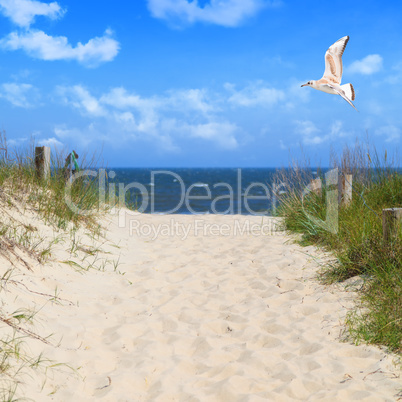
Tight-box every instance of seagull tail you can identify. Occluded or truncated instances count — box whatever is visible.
[340,83,355,101]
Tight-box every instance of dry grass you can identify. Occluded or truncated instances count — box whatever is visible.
[0,131,115,399]
[274,141,402,354]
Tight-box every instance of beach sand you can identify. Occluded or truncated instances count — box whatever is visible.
[0,210,400,401]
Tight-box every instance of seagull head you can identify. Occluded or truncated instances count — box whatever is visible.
[301,80,315,88]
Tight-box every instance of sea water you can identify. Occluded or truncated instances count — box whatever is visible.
[106,168,279,215]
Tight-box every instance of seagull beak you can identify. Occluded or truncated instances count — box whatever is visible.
[301,83,308,87]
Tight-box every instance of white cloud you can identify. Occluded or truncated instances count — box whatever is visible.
[7,137,29,146]
[54,122,120,150]
[100,88,159,133]
[100,87,214,115]
[57,85,107,116]
[100,87,155,110]
[164,88,215,114]
[56,85,240,151]
[295,120,352,146]
[38,136,63,148]
[375,125,400,143]
[0,1,119,67]
[0,29,119,67]
[384,62,402,84]
[225,81,285,107]
[295,120,319,137]
[147,0,275,27]
[295,120,326,145]
[186,121,238,149]
[101,88,160,134]
[0,82,37,107]
[55,80,323,151]
[347,54,383,75]
[329,120,349,138]
[0,0,64,27]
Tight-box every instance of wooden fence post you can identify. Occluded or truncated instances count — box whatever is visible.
[34,146,50,180]
[382,208,402,242]
[339,174,353,206]
[310,178,322,197]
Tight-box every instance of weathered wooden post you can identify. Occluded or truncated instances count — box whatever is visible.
[34,146,50,180]
[310,178,322,196]
[382,208,402,242]
[339,174,353,206]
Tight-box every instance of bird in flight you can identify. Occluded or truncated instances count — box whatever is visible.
[301,36,357,111]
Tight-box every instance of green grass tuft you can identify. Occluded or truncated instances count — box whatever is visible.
[275,141,402,354]
[0,131,112,398]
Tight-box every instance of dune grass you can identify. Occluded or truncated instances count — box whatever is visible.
[0,132,106,231]
[0,132,112,399]
[274,142,402,355]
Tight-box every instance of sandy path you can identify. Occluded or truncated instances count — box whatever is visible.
[5,212,401,401]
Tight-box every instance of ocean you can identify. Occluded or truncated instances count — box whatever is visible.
[106,168,280,215]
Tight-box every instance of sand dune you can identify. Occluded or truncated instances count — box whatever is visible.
[0,211,400,401]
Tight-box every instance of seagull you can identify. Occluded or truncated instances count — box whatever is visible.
[301,36,357,111]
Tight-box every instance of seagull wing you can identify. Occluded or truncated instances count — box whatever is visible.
[337,89,358,111]
[322,36,349,85]
[323,83,358,111]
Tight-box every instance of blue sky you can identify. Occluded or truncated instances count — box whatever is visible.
[0,0,400,167]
